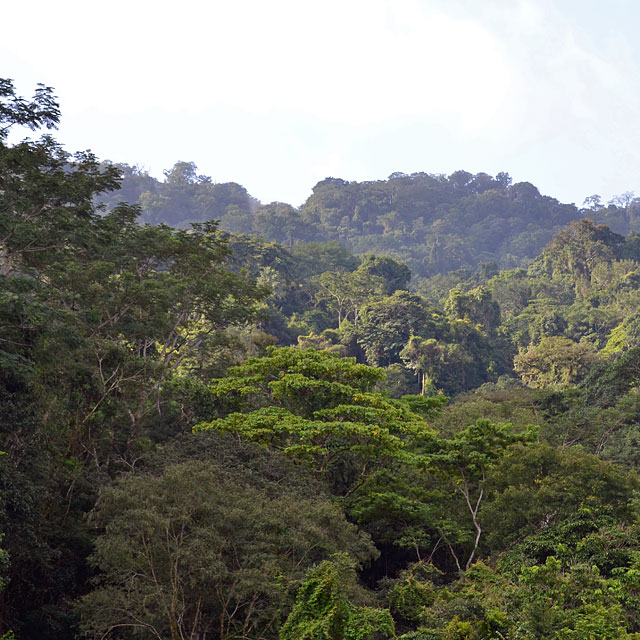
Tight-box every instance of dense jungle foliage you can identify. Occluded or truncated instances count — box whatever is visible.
[5,79,640,639]
[100,160,640,278]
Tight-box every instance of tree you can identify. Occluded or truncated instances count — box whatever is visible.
[388,554,640,639]
[0,79,121,276]
[422,419,536,571]
[357,254,412,295]
[581,346,640,408]
[280,554,395,640]
[288,242,359,279]
[400,337,447,396]
[583,194,603,211]
[163,160,208,186]
[80,439,376,640]
[514,337,598,389]
[253,203,310,246]
[28,214,269,468]
[482,442,638,552]
[353,292,436,367]
[123,161,258,229]
[312,270,386,326]
[348,418,536,582]
[0,81,268,636]
[609,191,636,209]
[528,219,623,290]
[444,286,500,334]
[195,347,430,495]
[512,557,640,639]
[0,80,129,635]
[0,78,59,136]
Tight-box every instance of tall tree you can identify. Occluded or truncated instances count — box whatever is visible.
[196,347,429,496]
[80,436,376,640]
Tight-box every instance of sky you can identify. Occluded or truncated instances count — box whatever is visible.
[3,0,640,207]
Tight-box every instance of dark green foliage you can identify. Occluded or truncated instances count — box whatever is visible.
[110,167,640,278]
[0,79,59,135]
[80,444,376,640]
[0,80,268,638]
[581,347,640,408]
[444,287,500,333]
[482,442,638,552]
[289,241,360,278]
[514,336,599,388]
[498,507,638,576]
[358,254,412,295]
[353,292,439,367]
[528,219,623,284]
[398,395,449,419]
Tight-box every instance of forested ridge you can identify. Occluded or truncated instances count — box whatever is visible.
[100,160,640,277]
[5,80,640,639]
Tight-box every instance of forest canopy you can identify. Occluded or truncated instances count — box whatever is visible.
[99,161,640,278]
[4,79,640,640]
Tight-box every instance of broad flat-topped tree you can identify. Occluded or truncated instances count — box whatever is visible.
[196,346,432,495]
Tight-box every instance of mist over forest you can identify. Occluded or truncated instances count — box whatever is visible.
[100,160,640,277]
[5,80,640,639]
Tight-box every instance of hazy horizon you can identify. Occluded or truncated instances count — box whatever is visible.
[4,0,640,208]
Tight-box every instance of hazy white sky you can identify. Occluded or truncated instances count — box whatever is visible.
[3,0,640,207]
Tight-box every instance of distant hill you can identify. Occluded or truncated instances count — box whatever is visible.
[97,161,260,228]
[100,162,640,278]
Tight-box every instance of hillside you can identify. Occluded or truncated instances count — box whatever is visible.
[8,79,640,639]
[101,162,640,277]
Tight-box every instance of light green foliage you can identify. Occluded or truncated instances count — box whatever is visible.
[514,557,640,639]
[388,565,437,627]
[498,507,640,576]
[204,346,385,414]
[279,554,395,640]
[391,555,640,639]
[389,561,514,639]
[197,347,430,493]
[514,337,599,389]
